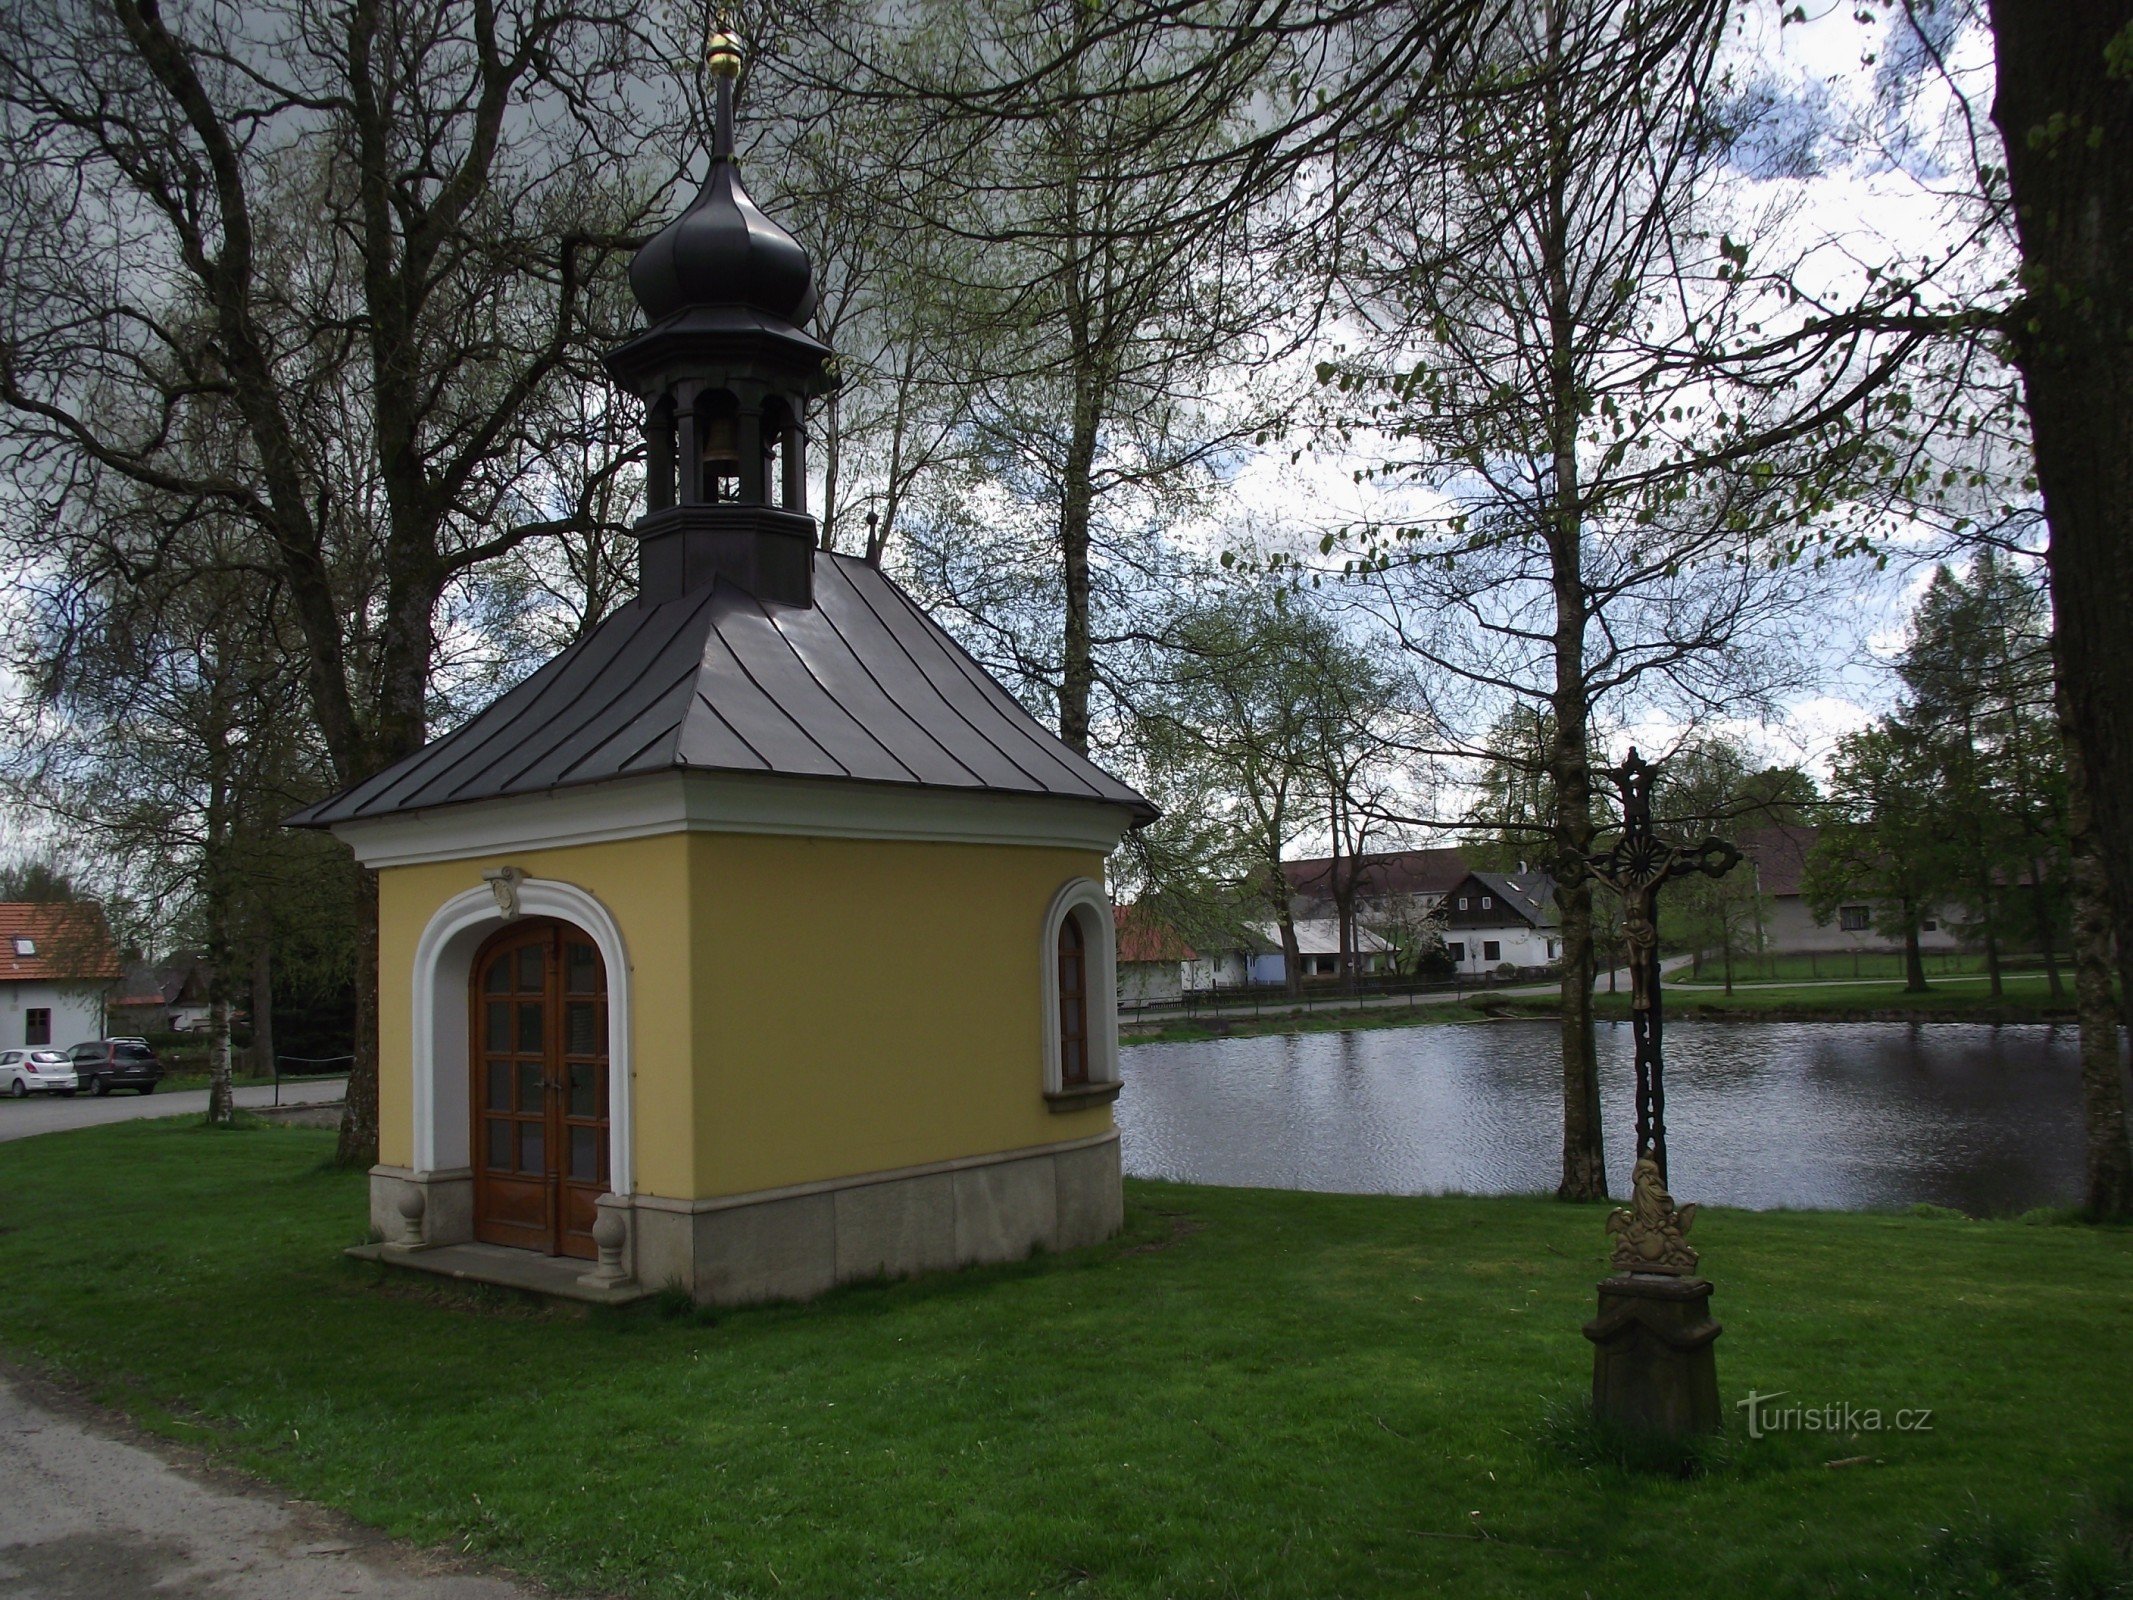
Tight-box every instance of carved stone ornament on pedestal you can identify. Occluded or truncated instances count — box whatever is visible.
[1585,1156,1722,1439]
[1605,1156,1700,1276]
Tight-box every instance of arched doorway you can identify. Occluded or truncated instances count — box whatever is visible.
[470,918,610,1258]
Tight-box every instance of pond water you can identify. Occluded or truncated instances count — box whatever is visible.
[1115,1019,2087,1215]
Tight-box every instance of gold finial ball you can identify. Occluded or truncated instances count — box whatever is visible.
[705,29,742,79]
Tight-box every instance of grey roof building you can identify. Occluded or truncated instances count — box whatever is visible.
[290,64,1153,836]
[308,36,1144,1310]
[288,553,1153,829]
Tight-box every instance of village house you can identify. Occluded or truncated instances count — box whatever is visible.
[107,955,218,1036]
[1114,905,1197,1005]
[1439,870,1560,975]
[1283,846,1470,926]
[0,903,121,1051]
[1183,919,1394,989]
[291,50,1156,1307]
[1735,825,1962,957]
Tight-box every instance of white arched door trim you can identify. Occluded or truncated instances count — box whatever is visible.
[410,879,633,1196]
[1038,876,1119,1094]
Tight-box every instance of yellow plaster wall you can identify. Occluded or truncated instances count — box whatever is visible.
[372,828,1112,1201]
[373,834,697,1192]
[687,832,1113,1196]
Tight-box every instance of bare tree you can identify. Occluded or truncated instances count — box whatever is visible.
[1318,0,1903,1198]
[0,0,665,1162]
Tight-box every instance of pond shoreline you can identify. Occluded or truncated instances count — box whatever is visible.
[1123,993,2079,1045]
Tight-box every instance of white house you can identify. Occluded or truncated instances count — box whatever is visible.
[1438,872,1560,975]
[1,904,120,1052]
[1185,919,1393,989]
[1114,904,1197,1005]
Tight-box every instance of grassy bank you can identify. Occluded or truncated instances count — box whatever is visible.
[0,1121,2128,1598]
[1124,976,2074,1043]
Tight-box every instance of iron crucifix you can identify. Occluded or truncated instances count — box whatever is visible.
[1581,750,1740,1184]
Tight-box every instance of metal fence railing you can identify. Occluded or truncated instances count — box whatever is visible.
[272,1054,354,1106]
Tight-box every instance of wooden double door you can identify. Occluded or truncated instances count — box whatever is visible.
[471,919,610,1259]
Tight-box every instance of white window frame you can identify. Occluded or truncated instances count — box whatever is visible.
[12,937,33,956]
[1481,895,1493,910]
[1457,897,1468,910]
[1039,877,1119,1095]
[410,876,634,1194]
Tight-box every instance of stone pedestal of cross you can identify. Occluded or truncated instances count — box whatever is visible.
[1578,748,1741,1445]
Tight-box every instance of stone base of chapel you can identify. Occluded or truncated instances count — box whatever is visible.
[363,1130,1122,1308]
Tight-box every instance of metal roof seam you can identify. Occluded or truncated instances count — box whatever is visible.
[355,586,692,815]
[350,592,661,814]
[866,567,1110,800]
[808,580,988,787]
[700,589,851,775]
[834,562,1058,794]
[540,659,702,786]
[680,687,770,769]
[488,590,723,794]
[743,582,925,783]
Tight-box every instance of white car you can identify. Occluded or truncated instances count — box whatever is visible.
[0,1049,79,1098]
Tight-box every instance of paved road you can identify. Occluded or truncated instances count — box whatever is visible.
[0,1371,540,1599]
[0,1079,348,1145]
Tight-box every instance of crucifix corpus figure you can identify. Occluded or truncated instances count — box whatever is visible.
[1581,749,1741,1187]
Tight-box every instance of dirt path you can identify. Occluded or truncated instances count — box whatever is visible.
[0,1371,547,1599]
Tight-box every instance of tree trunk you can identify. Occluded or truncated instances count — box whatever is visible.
[206,992,234,1126]
[1540,9,1604,1202]
[2029,861,2064,1000]
[1989,0,2133,1030]
[334,861,382,1168]
[1279,912,1303,1000]
[1978,868,2004,998]
[2062,693,2133,1215]
[1720,915,1734,997]
[250,938,276,1079]
[1902,904,1928,993]
[1058,353,1100,758]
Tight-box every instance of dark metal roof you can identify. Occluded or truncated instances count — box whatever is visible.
[1461,870,1558,929]
[289,552,1156,829]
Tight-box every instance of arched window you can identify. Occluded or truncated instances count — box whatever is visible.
[1057,915,1088,1087]
[1039,878,1119,1105]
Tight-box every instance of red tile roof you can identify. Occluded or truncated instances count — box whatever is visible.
[1737,825,1817,899]
[1284,847,1471,901]
[1114,903,1197,964]
[0,902,123,983]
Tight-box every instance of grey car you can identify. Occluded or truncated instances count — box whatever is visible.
[66,1039,165,1096]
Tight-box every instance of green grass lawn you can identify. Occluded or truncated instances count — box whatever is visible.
[1127,976,2073,1043]
[1671,951,2050,986]
[1630,971,2073,1021]
[1,1121,2128,1599]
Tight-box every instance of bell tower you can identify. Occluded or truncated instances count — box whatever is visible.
[605,31,834,607]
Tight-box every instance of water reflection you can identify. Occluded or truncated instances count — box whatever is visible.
[1115,1020,2084,1214]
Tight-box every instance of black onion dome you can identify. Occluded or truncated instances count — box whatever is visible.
[629,158,817,326]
